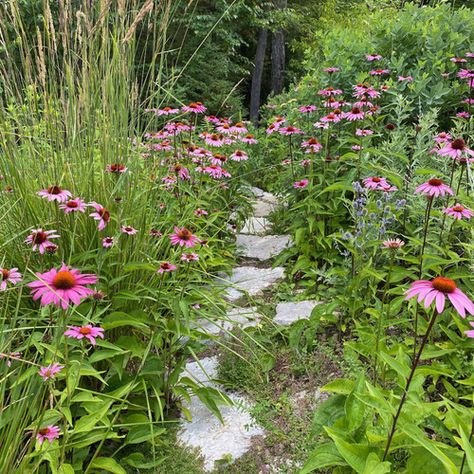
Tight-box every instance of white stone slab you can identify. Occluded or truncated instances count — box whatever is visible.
[236,234,291,261]
[195,307,263,336]
[273,300,322,326]
[240,216,271,235]
[216,266,285,302]
[178,357,264,471]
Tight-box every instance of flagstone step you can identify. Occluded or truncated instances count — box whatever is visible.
[236,233,291,261]
[178,357,264,471]
[216,266,285,302]
[240,216,271,235]
[273,300,322,326]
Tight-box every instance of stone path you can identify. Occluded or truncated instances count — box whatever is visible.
[177,186,319,471]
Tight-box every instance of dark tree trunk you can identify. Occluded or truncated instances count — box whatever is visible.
[271,0,287,95]
[250,29,268,125]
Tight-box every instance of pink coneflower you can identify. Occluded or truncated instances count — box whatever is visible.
[352,145,363,151]
[299,105,317,113]
[230,122,248,134]
[181,253,199,262]
[205,133,225,147]
[240,133,258,144]
[463,98,474,105]
[302,137,323,153]
[38,186,72,203]
[38,363,64,381]
[28,264,97,309]
[121,226,138,235]
[0,268,22,290]
[366,54,382,61]
[59,198,87,214]
[172,164,190,180]
[210,153,227,165]
[156,106,179,116]
[182,102,207,113]
[230,150,248,161]
[324,98,349,108]
[313,121,329,129]
[406,277,474,317]
[266,122,281,134]
[169,226,199,248]
[318,87,343,97]
[363,177,389,190]
[102,237,114,248]
[458,69,474,79]
[353,97,374,108]
[451,57,467,64]
[466,52,474,58]
[415,178,453,198]
[293,179,309,189]
[194,208,208,217]
[320,112,341,123]
[370,69,390,76]
[456,112,470,119]
[203,165,231,179]
[443,203,473,220]
[382,239,405,249]
[106,164,128,174]
[465,322,474,338]
[434,132,452,144]
[398,75,413,82]
[323,67,340,73]
[216,123,232,134]
[64,325,104,345]
[343,107,365,121]
[353,84,380,98]
[157,261,177,273]
[37,425,60,445]
[279,125,304,135]
[25,229,60,254]
[205,115,221,124]
[150,229,162,238]
[356,128,374,136]
[89,202,110,231]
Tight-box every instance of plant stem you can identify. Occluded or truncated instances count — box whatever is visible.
[288,135,295,181]
[373,251,395,383]
[383,309,439,461]
[414,197,433,357]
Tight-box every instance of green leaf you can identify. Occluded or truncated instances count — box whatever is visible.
[300,443,346,473]
[459,425,474,474]
[89,457,127,474]
[400,423,458,474]
[345,376,366,431]
[362,453,390,474]
[311,394,346,436]
[321,379,354,395]
[325,427,372,473]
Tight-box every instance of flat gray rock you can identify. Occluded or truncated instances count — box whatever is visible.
[253,195,279,217]
[195,307,263,336]
[236,234,291,261]
[216,266,285,302]
[178,357,264,471]
[240,216,271,235]
[273,300,322,326]
[249,186,265,198]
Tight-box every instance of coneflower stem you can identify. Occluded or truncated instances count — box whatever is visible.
[383,309,439,461]
[414,197,432,356]
[288,135,296,181]
[373,251,395,384]
[440,159,458,243]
